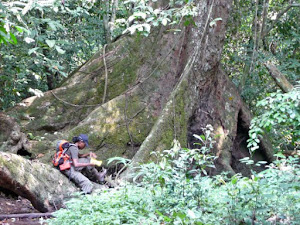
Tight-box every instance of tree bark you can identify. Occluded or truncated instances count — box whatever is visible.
[260,0,269,49]
[5,0,274,170]
[0,152,78,212]
[0,112,31,154]
[120,0,274,177]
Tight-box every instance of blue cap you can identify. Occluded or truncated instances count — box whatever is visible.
[78,134,89,147]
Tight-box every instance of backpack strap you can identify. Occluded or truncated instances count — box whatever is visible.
[62,143,76,159]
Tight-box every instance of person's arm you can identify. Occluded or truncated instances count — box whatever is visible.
[72,158,94,168]
[78,152,97,158]
[78,153,89,158]
[69,146,95,168]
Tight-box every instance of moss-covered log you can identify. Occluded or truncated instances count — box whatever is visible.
[0,152,77,212]
[264,62,294,93]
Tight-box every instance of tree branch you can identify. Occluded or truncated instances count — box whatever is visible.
[263,3,300,38]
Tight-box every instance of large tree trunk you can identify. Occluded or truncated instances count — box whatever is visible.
[1,0,274,211]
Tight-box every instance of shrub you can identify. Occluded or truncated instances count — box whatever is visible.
[48,126,300,225]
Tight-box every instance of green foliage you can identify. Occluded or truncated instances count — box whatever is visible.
[120,0,197,36]
[48,125,300,225]
[248,84,300,152]
[222,0,300,108]
[0,0,106,110]
[0,2,19,46]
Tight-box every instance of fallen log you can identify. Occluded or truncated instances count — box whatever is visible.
[264,62,294,93]
[0,212,54,220]
[0,152,78,212]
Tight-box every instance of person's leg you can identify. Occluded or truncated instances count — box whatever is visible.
[78,158,107,183]
[64,167,93,194]
[97,168,107,184]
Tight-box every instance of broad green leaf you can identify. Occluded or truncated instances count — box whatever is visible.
[15,26,23,33]
[22,0,33,15]
[162,18,168,26]
[24,37,35,43]
[46,39,56,48]
[187,209,196,219]
[28,47,39,55]
[231,177,238,184]
[153,9,161,15]
[153,21,159,26]
[48,21,57,31]
[137,25,143,32]
[134,12,147,19]
[173,212,186,219]
[251,146,259,151]
[143,23,151,33]
[9,32,17,44]
[127,26,136,35]
[55,45,65,54]
[128,15,135,23]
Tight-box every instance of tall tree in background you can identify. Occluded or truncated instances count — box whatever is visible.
[223,0,299,106]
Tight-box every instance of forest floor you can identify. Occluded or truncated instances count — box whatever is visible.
[0,182,110,225]
[0,191,50,225]
[0,176,112,225]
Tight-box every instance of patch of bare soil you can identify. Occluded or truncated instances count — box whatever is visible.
[0,190,49,225]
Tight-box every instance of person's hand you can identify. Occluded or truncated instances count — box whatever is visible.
[90,158,103,167]
[89,152,97,158]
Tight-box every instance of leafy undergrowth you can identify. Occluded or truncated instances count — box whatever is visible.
[48,126,300,225]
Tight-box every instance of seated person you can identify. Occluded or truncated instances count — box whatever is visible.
[61,134,107,194]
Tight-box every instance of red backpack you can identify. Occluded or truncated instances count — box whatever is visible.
[52,140,74,171]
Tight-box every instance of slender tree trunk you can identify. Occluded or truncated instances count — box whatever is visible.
[39,11,56,90]
[261,0,269,49]
[239,0,259,90]
[111,0,118,24]
[103,0,112,43]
